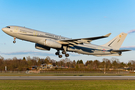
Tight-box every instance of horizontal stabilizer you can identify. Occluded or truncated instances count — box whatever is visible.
[111,50,131,52]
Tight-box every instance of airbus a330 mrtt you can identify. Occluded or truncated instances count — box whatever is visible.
[2,26,130,58]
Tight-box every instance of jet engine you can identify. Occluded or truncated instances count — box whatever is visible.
[35,43,50,51]
[37,39,62,49]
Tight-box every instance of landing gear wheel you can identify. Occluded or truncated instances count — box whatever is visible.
[62,51,66,54]
[13,41,16,43]
[59,55,62,58]
[65,54,69,57]
[13,37,16,43]
[55,52,59,55]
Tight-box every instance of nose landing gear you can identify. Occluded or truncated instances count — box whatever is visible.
[13,37,16,43]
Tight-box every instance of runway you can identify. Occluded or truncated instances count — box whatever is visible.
[0,76,135,80]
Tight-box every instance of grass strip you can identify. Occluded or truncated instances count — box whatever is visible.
[0,80,135,90]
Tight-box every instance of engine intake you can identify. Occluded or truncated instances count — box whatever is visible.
[35,43,50,51]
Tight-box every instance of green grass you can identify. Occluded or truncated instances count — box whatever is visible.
[0,80,135,90]
[0,72,135,76]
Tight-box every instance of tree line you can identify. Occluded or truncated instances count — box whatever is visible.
[0,56,135,71]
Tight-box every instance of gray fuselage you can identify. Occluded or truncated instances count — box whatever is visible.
[2,26,119,56]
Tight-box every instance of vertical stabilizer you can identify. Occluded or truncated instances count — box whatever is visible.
[102,33,127,49]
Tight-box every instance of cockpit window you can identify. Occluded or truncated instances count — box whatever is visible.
[6,26,10,28]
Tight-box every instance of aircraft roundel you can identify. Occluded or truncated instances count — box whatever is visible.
[103,49,106,52]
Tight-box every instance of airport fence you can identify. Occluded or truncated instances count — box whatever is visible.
[0,71,27,73]
[0,70,130,74]
[39,70,129,74]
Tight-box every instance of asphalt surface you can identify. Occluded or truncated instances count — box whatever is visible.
[0,76,135,80]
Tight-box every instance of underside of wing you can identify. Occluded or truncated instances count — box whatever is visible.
[57,33,111,46]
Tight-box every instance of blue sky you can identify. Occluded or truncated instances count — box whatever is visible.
[0,0,135,62]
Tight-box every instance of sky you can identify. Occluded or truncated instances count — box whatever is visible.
[0,0,135,63]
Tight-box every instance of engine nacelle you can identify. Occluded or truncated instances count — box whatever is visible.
[37,39,62,49]
[35,43,50,51]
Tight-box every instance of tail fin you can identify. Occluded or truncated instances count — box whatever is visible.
[102,33,127,49]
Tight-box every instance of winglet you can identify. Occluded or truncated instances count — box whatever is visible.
[104,33,111,37]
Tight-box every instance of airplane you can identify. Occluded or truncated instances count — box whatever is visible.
[2,26,130,58]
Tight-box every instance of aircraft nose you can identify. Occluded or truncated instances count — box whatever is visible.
[2,28,4,31]
[2,28,7,32]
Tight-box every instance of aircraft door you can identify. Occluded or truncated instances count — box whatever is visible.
[14,27,19,33]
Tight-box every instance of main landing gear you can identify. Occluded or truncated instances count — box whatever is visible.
[55,50,69,58]
[13,37,16,43]
[62,51,69,57]
[55,51,62,58]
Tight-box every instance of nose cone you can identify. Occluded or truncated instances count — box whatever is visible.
[2,28,7,33]
[2,28,4,31]
[2,28,5,32]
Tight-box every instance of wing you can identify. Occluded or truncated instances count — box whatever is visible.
[57,33,111,46]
